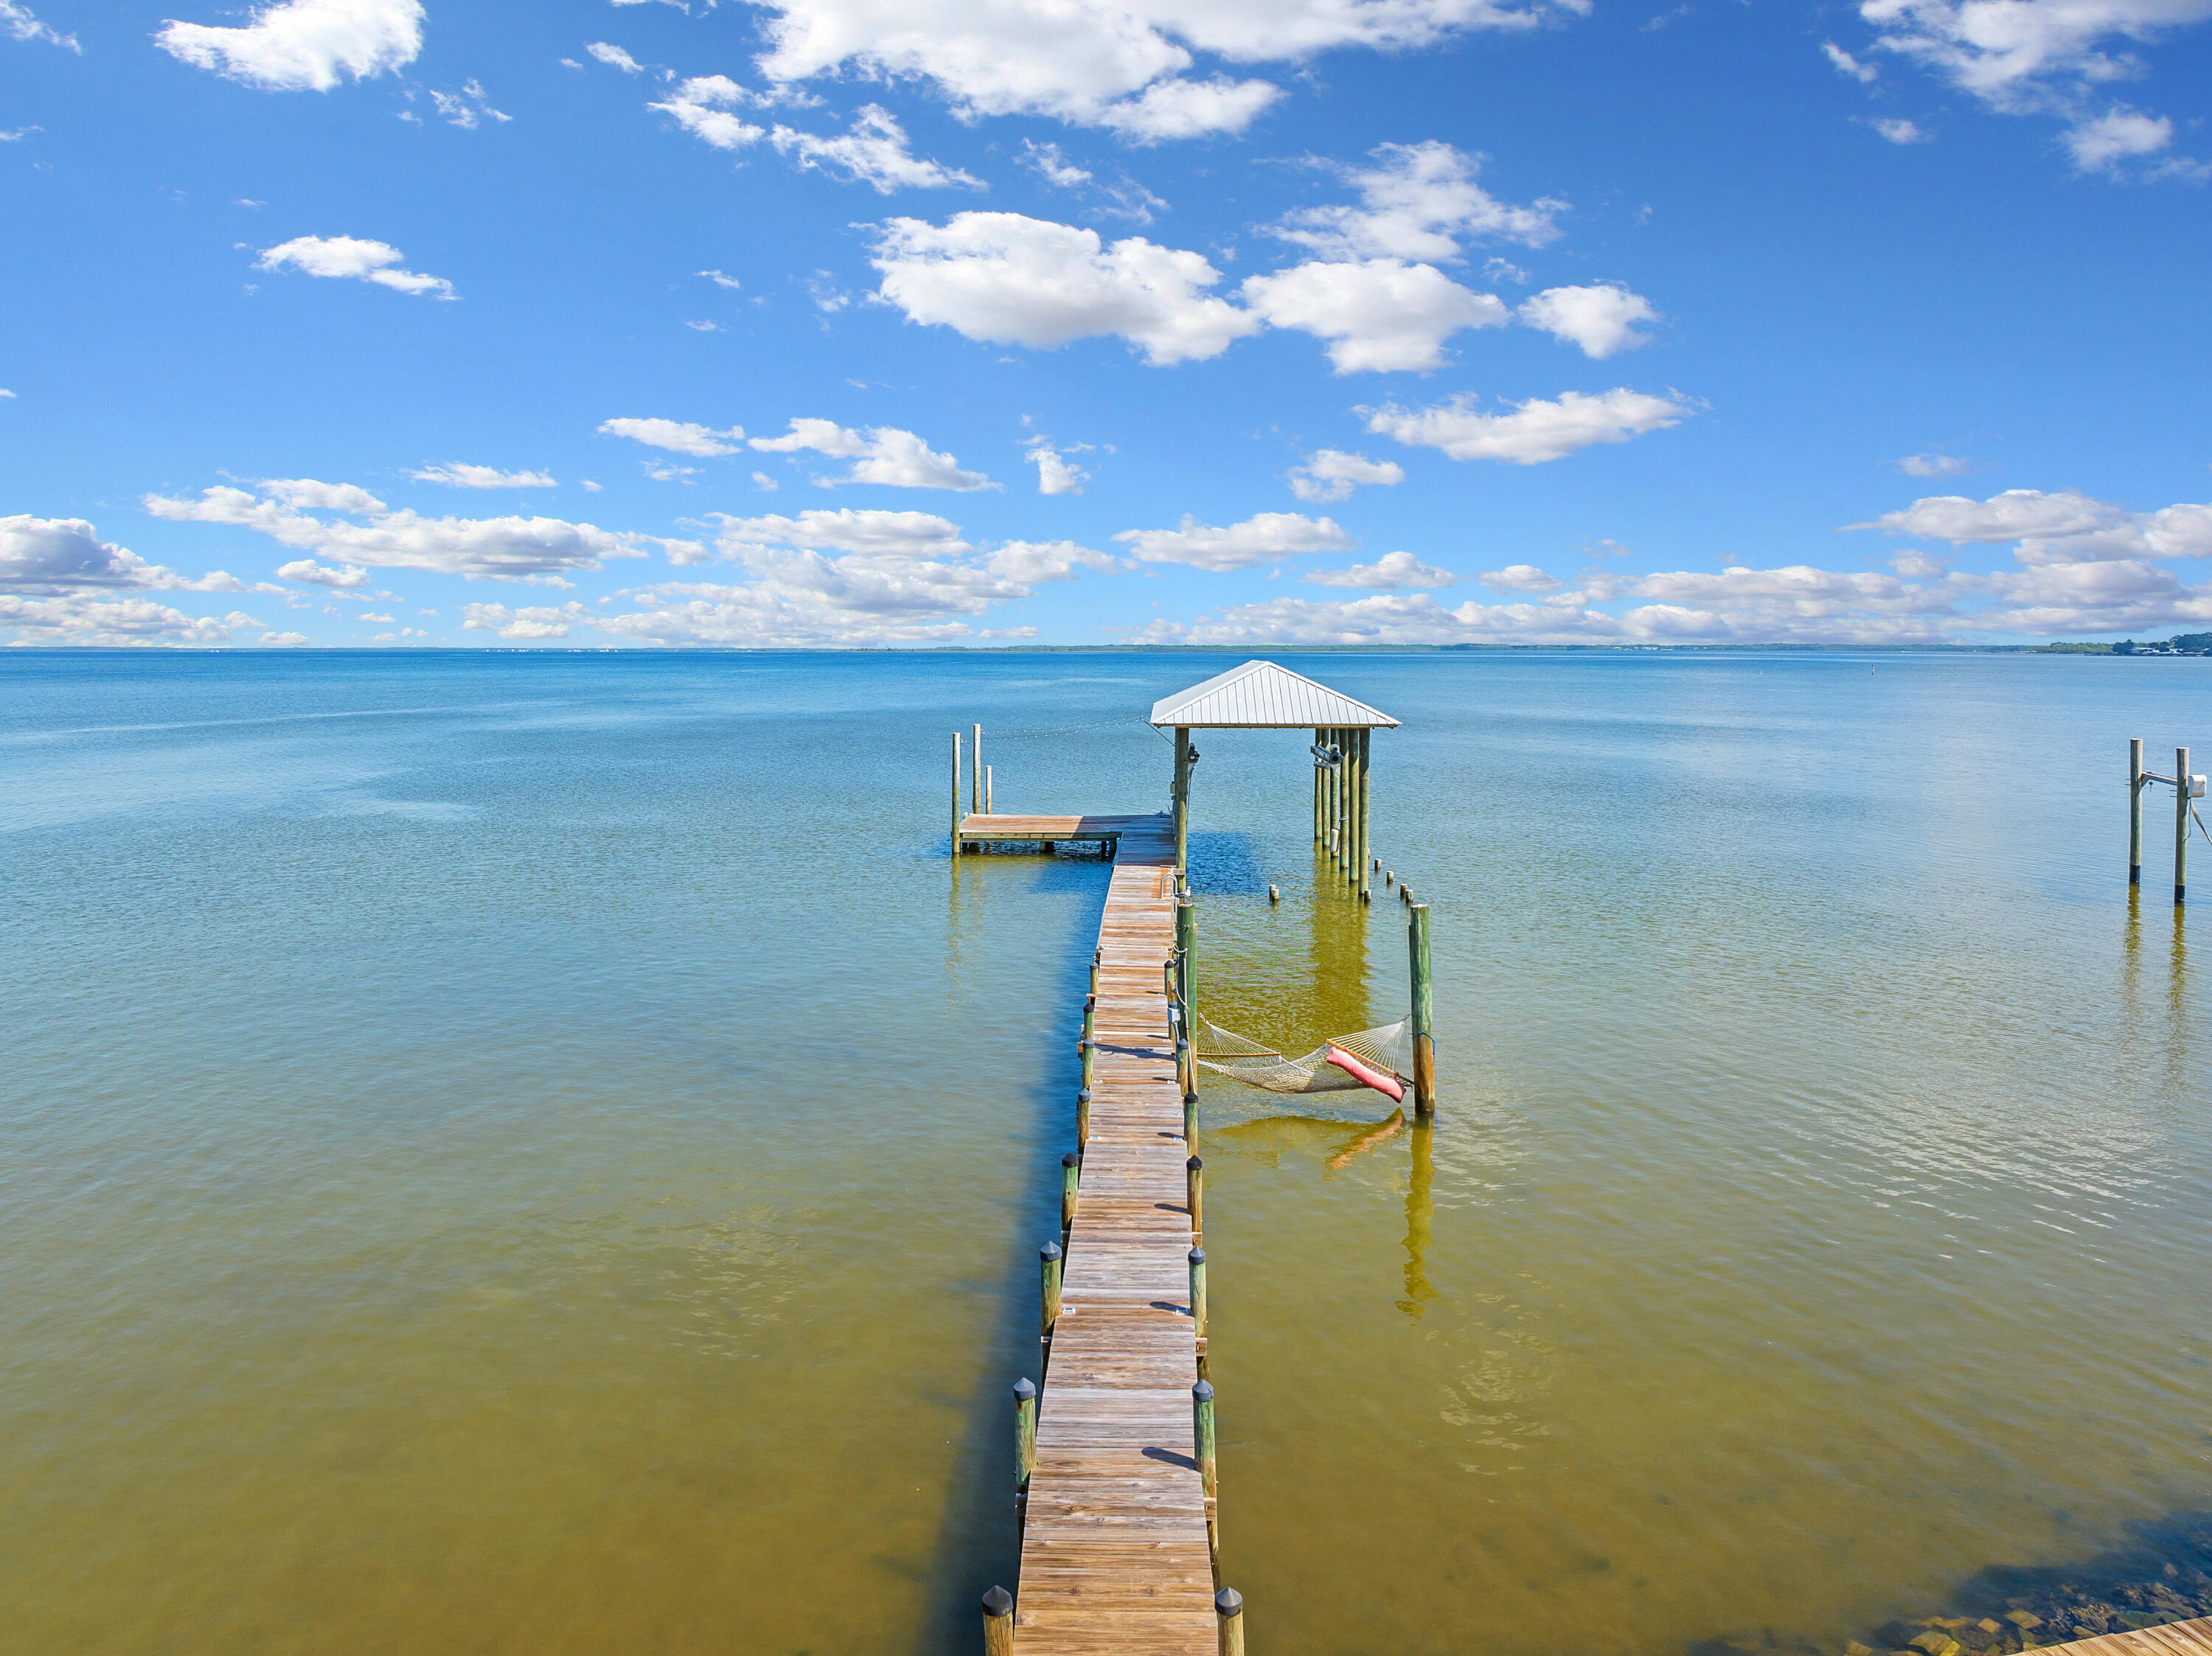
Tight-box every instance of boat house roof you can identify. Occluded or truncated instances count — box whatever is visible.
[1147,659,1400,729]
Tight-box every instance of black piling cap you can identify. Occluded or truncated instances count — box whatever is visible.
[1186,1155,1203,1172]
[1040,1239,1062,1261]
[1084,994,1095,1010]
[1061,1152,1079,1169]
[1183,1090,1197,1106]
[1192,1379,1214,1403]
[1189,1247,1206,1265]
[1216,1587,1243,1618]
[1013,1377,1036,1402]
[982,1586,1014,1618]
[1077,1087,1091,1102]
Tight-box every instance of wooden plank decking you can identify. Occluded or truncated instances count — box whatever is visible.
[959,812,1165,851]
[2033,1621,2212,1656]
[1014,812,1218,1655]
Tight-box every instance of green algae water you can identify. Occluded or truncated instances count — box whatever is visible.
[4,649,2209,1656]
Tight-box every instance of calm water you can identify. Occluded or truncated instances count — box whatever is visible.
[5,649,2209,1656]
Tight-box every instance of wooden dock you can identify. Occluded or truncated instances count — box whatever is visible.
[989,810,1221,1653]
[2035,1620,2212,1656]
[957,812,1165,856]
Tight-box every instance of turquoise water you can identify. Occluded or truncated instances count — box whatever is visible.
[4,649,2208,1655]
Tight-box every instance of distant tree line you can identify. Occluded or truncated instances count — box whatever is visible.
[2039,633,2212,655]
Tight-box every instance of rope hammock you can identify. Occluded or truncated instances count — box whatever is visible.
[1192,1013,1411,1102]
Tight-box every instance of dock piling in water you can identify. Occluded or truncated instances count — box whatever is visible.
[1186,1155,1204,1237]
[1015,1378,1037,1497]
[1040,1240,1062,1341]
[982,1586,1015,1656]
[1189,1246,1207,1338]
[951,733,963,857]
[1215,1589,1245,1656]
[1060,1152,1079,1230]
[2178,745,2191,905]
[1410,902,1436,1116]
[2130,738,2144,887]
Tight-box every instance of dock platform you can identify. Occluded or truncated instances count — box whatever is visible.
[959,812,1165,855]
[2034,1620,2212,1656]
[1013,811,1218,1654]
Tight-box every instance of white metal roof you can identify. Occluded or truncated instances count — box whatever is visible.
[1147,659,1400,729]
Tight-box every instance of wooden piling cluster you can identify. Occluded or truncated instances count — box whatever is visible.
[986,814,1233,1655]
[2127,739,2201,905]
[1310,727,1372,899]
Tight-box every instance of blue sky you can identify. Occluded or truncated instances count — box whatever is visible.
[2,0,2209,647]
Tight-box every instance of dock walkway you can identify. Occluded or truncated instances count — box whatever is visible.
[2036,1620,2212,1656]
[969,810,1219,1653]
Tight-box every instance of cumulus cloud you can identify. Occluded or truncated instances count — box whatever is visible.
[711,507,972,557]
[1897,452,1969,477]
[1823,41,1880,80]
[1242,258,1506,372]
[1273,141,1564,262]
[1288,448,1405,502]
[257,234,453,297]
[746,0,1577,139]
[650,75,768,150]
[749,418,995,489]
[1869,116,1931,142]
[3,1,77,50]
[410,463,557,487]
[1516,284,1658,358]
[145,479,699,580]
[1478,563,1561,591]
[274,558,371,587]
[1113,511,1354,571]
[0,515,244,594]
[2065,105,2177,172]
[462,600,591,639]
[1363,387,1692,465]
[1304,550,1455,588]
[1848,487,2212,564]
[770,105,984,191]
[0,594,266,647]
[871,212,1259,365]
[599,417,745,456]
[156,0,422,91]
[1020,139,1092,187]
[1026,441,1089,495]
[587,41,643,73]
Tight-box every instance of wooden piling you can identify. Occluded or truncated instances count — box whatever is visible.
[952,733,964,857]
[1409,902,1435,1116]
[983,1586,1015,1656]
[1079,1037,1094,1090]
[1040,1239,1062,1339]
[1061,1152,1080,1231]
[1192,1379,1217,1500]
[1215,1589,1245,1656]
[1267,883,1279,905]
[1175,899,1196,1017]
[1015,1377,1037,1495]
[986,763,994,815]
[1177,1036,1192,1096]
[1188,1246,1207,1338]
[1312,728,1324,843]
[1183,1088,1198,1144]
[1077,1086,1091,1148]
[2130,738,2144,887]
[1173,726,1192,876]
[1186,1155,1204,1236]
[1356,727,1371,896]
[2177,745,2191,906]
[973,723,983,815]
[1082,993,1096,1046]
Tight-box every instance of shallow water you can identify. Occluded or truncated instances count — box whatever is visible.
[4,649,2208,1656]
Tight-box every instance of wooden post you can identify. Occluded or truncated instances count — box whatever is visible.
[982,1586,1015,1656]
[2129,738,2143,887]
[951,732,964,857]
[1192,1379,1217,1499]
[1312,728,1324,843]
[1183,1088,1197,1144]
[1327,728,1340,863]
[1216,1588,1245,1656]
[1176,1037,1192,1096]
[985,763,993,816]
[1188,1245,1207,1338]
[1061,1152,1080,1230]
[1040,1239,1062,1339]
[972,723,983,815]
[1409,902,1435,1116]
[1173,726,1192,877]
[1089,948,1100,997]
[1176,899,1195,1018]
[1357,727,1372,898]
[1014,1377,1037,1495]
[1268,883,1279,905]
[1077,1087,1091,1147]
[1186,1155,1204,1236]
[1079,1037,1094,1090]
[2177,745,2191,906]
[1082,992,1096,1046]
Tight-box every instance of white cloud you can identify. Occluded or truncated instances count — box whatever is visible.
[746,0,1579,138]
[712,508,973,557]
[699,268,742,288]
[1304,550,1455,588]
[1478,563,1560,591]
[770,105,984,192]
[3,1,77,50]
[1019,139,1092,187]
[410,463,558,487]
[275,557,370,587]
[0,515,242,594]
[685,319,723,331]
[1242,258,1506,372]
[748,418,996,490]
[257,234,454,298]
[0,594,265,647]
[429,79,509,128]
[1026,441,1088,495]
[598,417,745,456]
[1272,141,1565,261]
[1287,448,1404,502]
[156,0,422,91]
[1848,487,2212,564]
[1823,40,1880,80]
[587,41,644,73]
[1897,452,1969,476]
[1364,387,1692,465]
[1112,511,1353,571]
[1516,284,1658,358]
[985,539,1119,580]
[145,479,698,580]
[462,600,591,639]
[871,212,1259,365]
[1870,116,1931,142]
[2065,105,2174,171]
[650,75,768,151]
[261,630,313,644]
